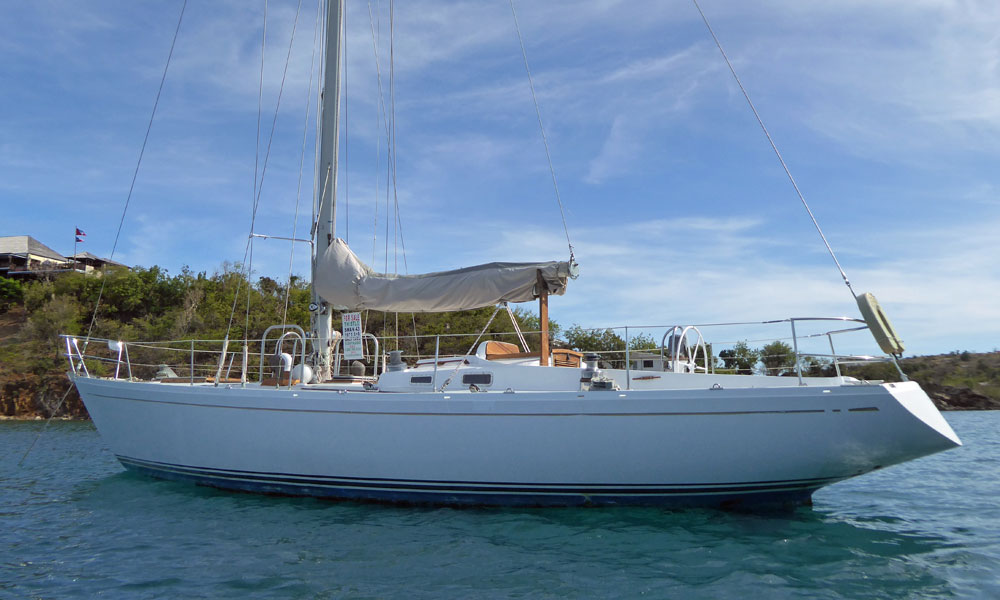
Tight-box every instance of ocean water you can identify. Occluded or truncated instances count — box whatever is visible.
[2,412,997,600]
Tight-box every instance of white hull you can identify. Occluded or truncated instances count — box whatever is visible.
[64,0,960,511]
[74,375,960,507]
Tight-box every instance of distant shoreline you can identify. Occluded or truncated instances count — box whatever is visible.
[1,415,77,421]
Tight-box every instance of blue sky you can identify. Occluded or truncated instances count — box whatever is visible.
[2,0,998,356]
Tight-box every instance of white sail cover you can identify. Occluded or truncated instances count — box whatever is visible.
[315,238,575,312]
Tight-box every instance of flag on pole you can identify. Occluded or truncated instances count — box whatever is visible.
[75,228,86,236]
[75,237,84,243]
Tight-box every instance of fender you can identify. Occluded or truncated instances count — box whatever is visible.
[856,292,905,355]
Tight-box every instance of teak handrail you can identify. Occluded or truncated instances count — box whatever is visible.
[486,350,542,361]
[485,348,583,368]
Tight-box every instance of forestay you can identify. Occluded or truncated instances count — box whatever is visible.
[314,239,575,313]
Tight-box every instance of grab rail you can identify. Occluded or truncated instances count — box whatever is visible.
[332,333,382,378]
[258,325,309,386]
[64,336,89,377]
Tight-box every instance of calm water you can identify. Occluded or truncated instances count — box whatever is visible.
[2,412,998,599]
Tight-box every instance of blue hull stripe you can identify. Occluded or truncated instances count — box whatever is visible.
[117,455,840,507]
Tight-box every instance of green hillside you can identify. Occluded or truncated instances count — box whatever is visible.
[1,270,997,418]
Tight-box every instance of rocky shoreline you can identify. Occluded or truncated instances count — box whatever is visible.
[0,371,87,420]
[922,382,1000,411]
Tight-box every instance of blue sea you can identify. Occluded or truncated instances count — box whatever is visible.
[2,412,998,599]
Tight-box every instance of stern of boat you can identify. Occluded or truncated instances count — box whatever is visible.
[885,380,962,450]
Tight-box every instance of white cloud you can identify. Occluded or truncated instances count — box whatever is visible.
[6,0,1000,357]
[713,1,1000,162]
[584,115,641,184]
[465,213,1000,356]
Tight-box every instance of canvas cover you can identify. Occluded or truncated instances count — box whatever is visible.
[314,238,574,313]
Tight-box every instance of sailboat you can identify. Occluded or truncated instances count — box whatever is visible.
[67,0,960,508]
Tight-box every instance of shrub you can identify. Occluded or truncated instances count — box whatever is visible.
[0,276,24,311]
[760,340,795,375]
[719,341,761,374]
[21,295,84,349]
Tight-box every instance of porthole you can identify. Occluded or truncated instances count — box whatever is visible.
[462,373,492,386]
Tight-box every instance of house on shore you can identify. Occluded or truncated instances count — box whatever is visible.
[0,235,74,278]
[71,251,129,273]
[0,235,128,279]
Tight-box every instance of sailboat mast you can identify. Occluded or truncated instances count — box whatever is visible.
[312,0,344,381]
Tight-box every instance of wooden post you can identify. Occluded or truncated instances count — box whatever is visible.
[537,270,549,367]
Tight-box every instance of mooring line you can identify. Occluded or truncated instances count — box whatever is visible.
[17,386,74,466]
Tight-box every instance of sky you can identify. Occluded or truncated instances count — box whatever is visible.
[1,0,998,357]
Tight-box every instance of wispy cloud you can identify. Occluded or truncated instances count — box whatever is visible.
[4,0,999,356]
[458,212,1000,356]
[584,116,641,184]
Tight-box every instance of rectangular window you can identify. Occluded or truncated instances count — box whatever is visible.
[462,373,492,386]
[410,376,433,384]
[643,360,654,368]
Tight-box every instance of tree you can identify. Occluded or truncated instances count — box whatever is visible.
[760,340,796,376]
[21,295,84,349]
[802,356,832,377]
[562,326,656,368]
[563,327,656,352]
[0,276,23,312]
[361,304,555,360]
[718,340,761,374]
[564,326,624,354]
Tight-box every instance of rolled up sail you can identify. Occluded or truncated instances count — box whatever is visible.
[314,238,575,312]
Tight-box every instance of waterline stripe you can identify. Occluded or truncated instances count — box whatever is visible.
[117,455,845,497]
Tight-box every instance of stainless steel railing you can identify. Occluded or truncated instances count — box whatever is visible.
[60,314,900,385]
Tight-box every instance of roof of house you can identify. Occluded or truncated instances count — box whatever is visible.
[72,251,129,268]
[0,235,69,262]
